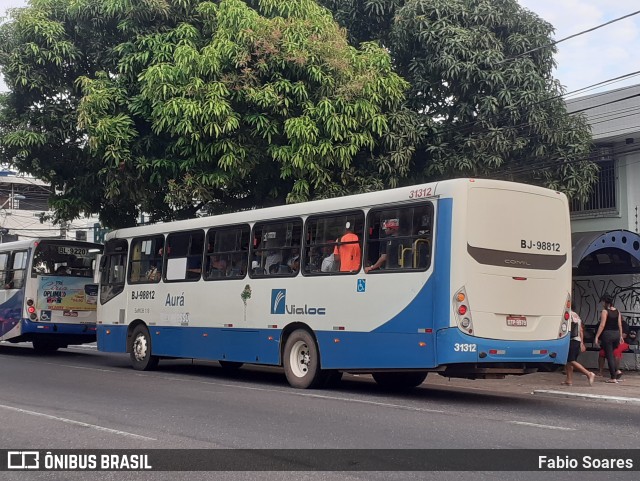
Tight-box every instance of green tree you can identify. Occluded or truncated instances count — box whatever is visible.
[320,0,597,200]
[0,0,407,227]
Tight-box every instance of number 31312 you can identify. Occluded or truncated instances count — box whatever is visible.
[454,343,477,352]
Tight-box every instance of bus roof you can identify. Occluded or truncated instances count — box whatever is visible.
[0,238,103,252]
[106,178,566,240]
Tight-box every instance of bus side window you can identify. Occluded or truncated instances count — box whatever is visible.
[0,253,8,289]
[366,204,433,272]
[128,236,164,284]
[8,250,28,289]
[165,230,205,282]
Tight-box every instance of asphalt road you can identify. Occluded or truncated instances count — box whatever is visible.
[0,342,639,481]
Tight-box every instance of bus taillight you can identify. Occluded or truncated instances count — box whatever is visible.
[26,298,34,307]
[454,287,473,335]
[27,306,36,314]
[558,294,571,338]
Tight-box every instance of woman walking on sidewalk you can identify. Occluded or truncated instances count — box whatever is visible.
[563,305,595,386]
[594,293,625,383]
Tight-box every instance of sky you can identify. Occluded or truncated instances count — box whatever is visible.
[0,0,639,95]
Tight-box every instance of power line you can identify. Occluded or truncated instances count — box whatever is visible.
[497,9,640,64]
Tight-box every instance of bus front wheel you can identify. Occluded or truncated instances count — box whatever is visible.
[372,372,428,390]
[283,329,323,389]
[130,325,159,371]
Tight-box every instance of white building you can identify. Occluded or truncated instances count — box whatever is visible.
[566,84,640,358]
[0,172,100,243]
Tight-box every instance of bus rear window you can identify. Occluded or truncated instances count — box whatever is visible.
[32,242,102,278]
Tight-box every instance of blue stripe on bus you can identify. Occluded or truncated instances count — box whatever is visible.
[98,323,567,369]
[97,325,282,365]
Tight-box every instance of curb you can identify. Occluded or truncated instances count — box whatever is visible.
[533,389,640,405]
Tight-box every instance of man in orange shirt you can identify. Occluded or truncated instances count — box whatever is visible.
[333,222,361,272]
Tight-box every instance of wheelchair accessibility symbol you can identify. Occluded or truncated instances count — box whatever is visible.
[357,279,366,292]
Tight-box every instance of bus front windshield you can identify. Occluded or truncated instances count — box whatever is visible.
[31,241,102,278]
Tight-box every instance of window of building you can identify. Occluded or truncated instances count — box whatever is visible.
[205,225,250,280]
[250,219,302,277]
[304,212,364,275]
[365,204,433,273]
[128,235,165,284]
[571,153,616,214]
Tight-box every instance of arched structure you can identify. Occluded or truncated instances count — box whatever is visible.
[572,230,640,330]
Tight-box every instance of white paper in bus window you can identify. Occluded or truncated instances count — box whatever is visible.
[142,240,152,255]
[166,258,187,280]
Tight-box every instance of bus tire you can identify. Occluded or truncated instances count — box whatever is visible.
[372,372,428,390]
[219,361,244,370]
[130,325,159,371]
[32,340,59,353]
[283,329,323,389]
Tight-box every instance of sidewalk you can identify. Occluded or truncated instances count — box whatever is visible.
[425,369,640,404]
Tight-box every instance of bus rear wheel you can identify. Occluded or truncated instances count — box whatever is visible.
[130,325,159,371]
[372,372,428,390]
[283,329,323,389]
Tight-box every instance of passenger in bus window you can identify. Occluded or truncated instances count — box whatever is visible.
[55,265,69,275]
[306,247,321,272]
[146,264,160,282]
[320,244,338,272]
[263,250,282,274]
[333,222,361,272]
[286,248,300,272]
[208,255,227,278]
[365,219,400,273]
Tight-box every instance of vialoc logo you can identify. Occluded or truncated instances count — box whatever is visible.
[270,289,327,316]
[271,289,286,314]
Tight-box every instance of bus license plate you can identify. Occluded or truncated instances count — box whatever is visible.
[507,316,527,327]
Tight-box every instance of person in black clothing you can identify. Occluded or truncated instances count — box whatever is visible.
[594,293,625,383]
[365,218,401,273]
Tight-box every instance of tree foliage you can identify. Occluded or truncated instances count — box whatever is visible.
[320,0,598,200]
[0,0,407,227]
[1,0,598,227]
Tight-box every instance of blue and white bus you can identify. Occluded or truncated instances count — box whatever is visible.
[97,179,572,389]
[0,238,103,351]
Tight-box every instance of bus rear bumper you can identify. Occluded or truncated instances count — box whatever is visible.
[435,328,569,378]
[21,319,96,336]
[8,319,97,346]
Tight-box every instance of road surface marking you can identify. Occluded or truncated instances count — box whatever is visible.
[0,403,156,441]
[139,373,447,414]
[509,421,574,431]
